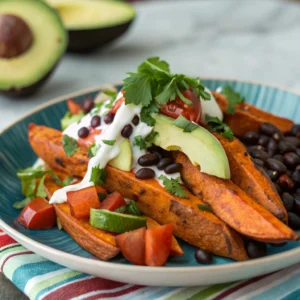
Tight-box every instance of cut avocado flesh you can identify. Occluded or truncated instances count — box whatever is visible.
[153,114,231,179]
[0,0,67,93]
[46,0,135,30]
[109,139,132,172]
[45,0,135,52]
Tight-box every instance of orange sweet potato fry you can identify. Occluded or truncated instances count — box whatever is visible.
[176,152,298,243]
[214,133,288,223]
[146,217,184,257]
[29,123,248,261]
[212,92,294,136]
[67,99,82,114]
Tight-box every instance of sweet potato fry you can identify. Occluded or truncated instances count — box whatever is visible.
[43,177,120,260]
[212,92,294,136]
[29,123,248,261]
[176,152,298,243]
[214,133,288,223]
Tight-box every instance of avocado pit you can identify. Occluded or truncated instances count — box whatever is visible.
[0,14,33,58]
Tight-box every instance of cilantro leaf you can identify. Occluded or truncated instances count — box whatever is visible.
[36,175,47,198]
[140,101,160,126]
[90,166,107,186]
[62,177,74,186]
[134,130,158,150]
[126,200,141,216]
[222,85,245,114]
[102,89,118,98]
[88,143,100,158]
[103,140,116,146]
[197,204,213,212]
[155,78,177,104]
[114,205,128,214]
[173,115,198,133]
[158,175,188,198]
[206,115,234,142]
[62,135,79,157]
[143,56,170,72]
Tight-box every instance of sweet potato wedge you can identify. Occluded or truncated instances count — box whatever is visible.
[176,152,298,243]
[43,177,120,260]
[214,133,288,223]
[212,92,294,136]
[146,217,184,257]
[29,123,248,261]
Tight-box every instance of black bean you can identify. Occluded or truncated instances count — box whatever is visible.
[266,169,279,182]
[260,122,280,136]
[138,153,159,167]
[267,139,278,156]
[243,131,260,145]
[90,115,101,128]
[252,158,264,167]
[294,197,300,214]
[296,149,300,157]
[103,112,115,124]
[250,149,270,161]
[283,137,300,148]
[265,158,287,174]
[135,168,155,179]
[82,98,94,113]
[284,152,300,169]
[121,124,133,138]
[292,170,300,186]
[157,158,173,170]
[288,212,300,229]
[296,188,300,197]
[281,192,295,212]
[297,165,300,172]
[248,145,265,152]
[164,163,183,174]
[273,132,282,141]
[132,115,139,126]
[291,124,300,136]
[78,127,89,138]
[278,141,297,154]
[273,154,284,163]
[246,240,267,259]
[194,249,213,264]
[270,242,287,248]
[258,135,270,147]
[274,183,282,195]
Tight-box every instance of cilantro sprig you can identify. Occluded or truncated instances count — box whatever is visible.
[90,165,107,186]
[158,175,188,198]
[222,85,245,114]
[103,140,116,146]
[197,204,213,212]
[123,57,210,126]
[206,115,234,141]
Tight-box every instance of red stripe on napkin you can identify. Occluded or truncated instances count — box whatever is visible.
[0,234,16,248]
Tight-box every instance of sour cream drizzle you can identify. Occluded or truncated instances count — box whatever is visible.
[50,88,223,204]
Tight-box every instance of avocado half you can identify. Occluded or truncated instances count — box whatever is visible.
[46,0,136,52]
[0,0,68,97]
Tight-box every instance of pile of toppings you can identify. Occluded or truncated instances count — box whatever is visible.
[243,123,300,230]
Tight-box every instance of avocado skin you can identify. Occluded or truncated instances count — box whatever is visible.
[67,19,134,53]
[1,62,58,98]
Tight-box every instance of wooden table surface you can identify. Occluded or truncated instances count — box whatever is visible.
[0,273,28,300]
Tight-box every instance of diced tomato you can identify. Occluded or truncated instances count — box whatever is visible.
[67,186,101,219]
[95,185,107,194]
[77,128,102,148]
[111,97,125,114]
[67,99,82,114]
[115,227,146,265]
[145,224,173,266]
[160,89,202,124]
[100,191,126,211]
[17,198,56,230]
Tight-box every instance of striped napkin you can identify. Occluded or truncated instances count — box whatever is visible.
[1,229,300,300]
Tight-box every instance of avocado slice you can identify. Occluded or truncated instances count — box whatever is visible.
[0,0,67,97]
[109,139,132,172]
[46,0,135,52]
[153,114,231,179]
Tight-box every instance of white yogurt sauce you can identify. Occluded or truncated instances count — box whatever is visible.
[200,88,223,123]
[50,87,220,204]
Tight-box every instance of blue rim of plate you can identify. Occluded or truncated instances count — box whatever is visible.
[0,78,300,275]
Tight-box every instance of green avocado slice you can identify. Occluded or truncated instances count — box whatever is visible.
[46,0,136,30]
[153,114,231,179]
[0,0,67,91]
